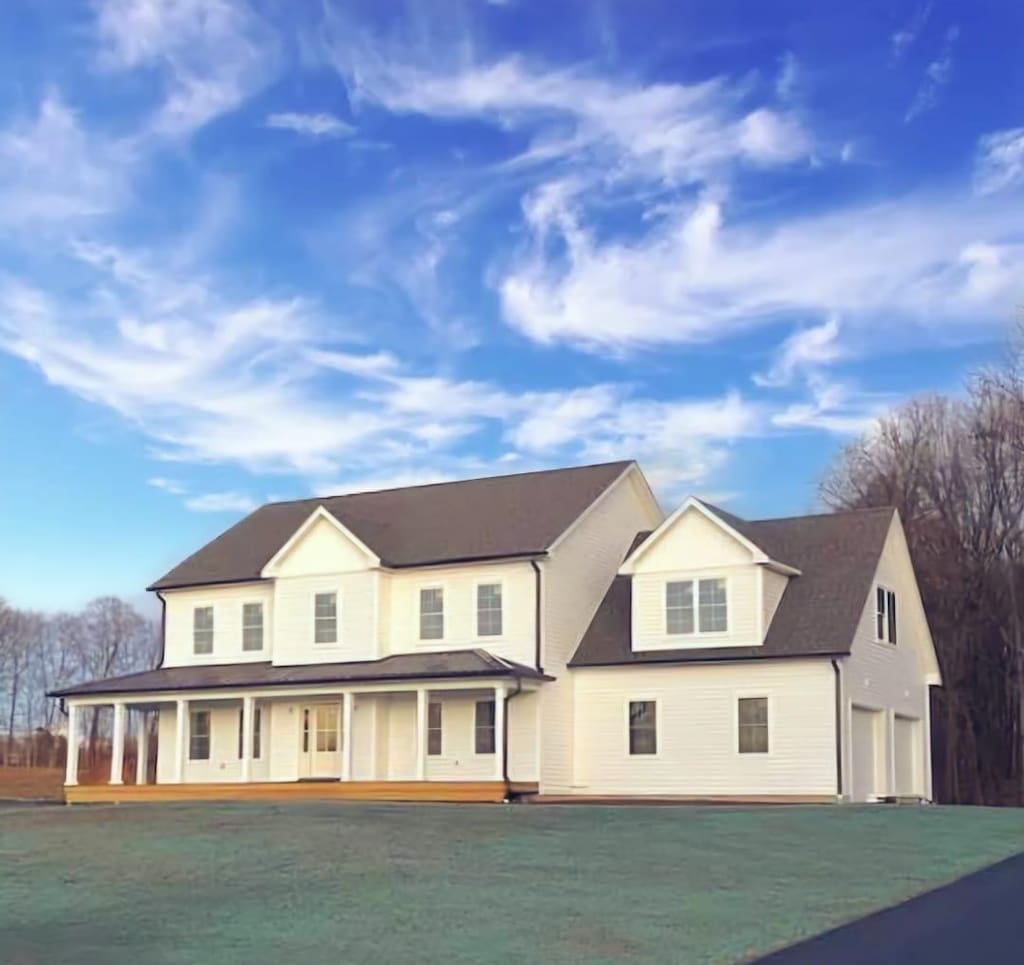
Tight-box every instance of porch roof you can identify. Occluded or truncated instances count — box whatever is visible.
[49,649,550,699]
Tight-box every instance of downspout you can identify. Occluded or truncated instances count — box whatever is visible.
[156,591,167,668]
[502,677,525,799]
[832,658,844,800]
[530,560,543,673]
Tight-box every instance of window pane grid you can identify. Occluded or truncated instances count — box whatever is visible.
[189,710,210,760]
[698,578,728,632]
[314,592,337,644]
[427,702,442,756]
[475,700,496,754]
[242,603,263,652]
[477,583,503,637]
[420,588,444,640]
[738,698,769,753]
[628,700,657,755]
[193,607,214,655]
[665,581,694,635]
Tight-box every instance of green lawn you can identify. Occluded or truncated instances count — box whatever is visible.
[1,803,1022,965]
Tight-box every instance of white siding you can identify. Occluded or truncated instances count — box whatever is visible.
[572,660,837,797]
[155,701,271,784]
[271,571,377,665]
[162,584,274,667]
[540,467,663,793]
[633,506,754,573]
[842,515,934,800]
[268,514,374,576]
[508,690,539,782]
[424,691,499,781]
[763,569,789,632]
[382,562,536,666]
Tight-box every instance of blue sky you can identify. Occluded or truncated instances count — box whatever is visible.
[0,0,1021,610]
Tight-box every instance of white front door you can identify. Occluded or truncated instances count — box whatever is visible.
[298,703,342,779]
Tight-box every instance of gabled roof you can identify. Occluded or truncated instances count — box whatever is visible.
[49,650,550,698]
[150,461,635,590]
[571,505,896,667]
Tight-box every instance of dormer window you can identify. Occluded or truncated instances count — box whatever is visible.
[876,587,897,644]
[666,578,728,635]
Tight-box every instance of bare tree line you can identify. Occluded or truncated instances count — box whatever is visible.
[823,336,1024,805]
[0,596,159,767]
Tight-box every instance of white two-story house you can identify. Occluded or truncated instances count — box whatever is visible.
[52,460,941,804]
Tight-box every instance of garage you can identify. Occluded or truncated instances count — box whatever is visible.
[851,706,883,802]
[894,715,921,798]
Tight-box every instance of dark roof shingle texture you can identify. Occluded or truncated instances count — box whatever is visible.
[49,650,547,698]
[570,506,895,667]
[151,461,632,590]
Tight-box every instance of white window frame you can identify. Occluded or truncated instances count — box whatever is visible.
[875,585,897,645]
[734,693,772,757]
[664,575,730,637]
[192,605,215,656]
[313,591,340,646]
[241,601,264,653]
[417,583,446,642]
[427,701,443,756]
[189,709,211,761]
[473,699,496,755]
[474,579,505,640]
[624,696,659,758]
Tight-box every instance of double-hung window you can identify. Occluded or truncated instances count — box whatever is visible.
[314,592,338,644]
[242,602,264,652]
[738,697,769,754]
[420,587,444,640]
[474,700,496,754]
[237,706,262,759]
[189,710,210,761]
[876,587,897,644]
[193,607,214,655]
[666,578,728,635]
[477,583,503,637]
[427,703,443,756]
[628,700,657,755]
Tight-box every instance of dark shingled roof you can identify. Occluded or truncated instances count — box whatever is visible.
[150,461,633,590]
[570,505,896,667]
[49,650,549,698]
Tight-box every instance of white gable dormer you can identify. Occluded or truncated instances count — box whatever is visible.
[620,497,798,651]
[261,506,380,578]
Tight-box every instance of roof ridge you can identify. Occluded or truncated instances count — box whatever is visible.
[260,460,635,506]
[746,505,896,525]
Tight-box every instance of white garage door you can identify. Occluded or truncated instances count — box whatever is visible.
[851,707,882,802]
[894,716,920,797]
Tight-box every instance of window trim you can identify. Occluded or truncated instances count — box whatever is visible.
[474,699,496,755]
[664,575,730,637]
[241,600,265,653]
[188,708,211,761]
[192,605,215,656]
[625,697,659,757]
[312,590,340,646]
[734,693,772,756]
[427,701,443,756]
[417,583,446,642]
[875,585,897,645]
[474,579,505,640]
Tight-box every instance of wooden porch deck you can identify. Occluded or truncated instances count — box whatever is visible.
[64,780,538,805]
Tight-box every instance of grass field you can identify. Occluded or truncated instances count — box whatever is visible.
[1,802,1022,965]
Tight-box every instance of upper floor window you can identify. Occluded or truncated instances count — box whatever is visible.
[237,705,263,759]
[427,702,442,756]
[193,607,214,655]
[738,697,769,754]
[242,602,264,652]
[314,592,338,644]
[420,587,444,640]
[477,583,503,637]
[628,700,657,755]
[189,709,210,760]
[474,700,496,754]
[666,578,728,635]
[876,587,897,644]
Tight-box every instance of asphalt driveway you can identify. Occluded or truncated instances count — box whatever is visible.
[758,850,1024,964]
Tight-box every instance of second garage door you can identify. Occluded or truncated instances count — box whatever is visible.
[851,706,883,802]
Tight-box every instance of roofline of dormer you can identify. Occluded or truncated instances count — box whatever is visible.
[261,505,381,577]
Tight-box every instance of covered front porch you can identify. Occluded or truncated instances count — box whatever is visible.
[55,654,546,804]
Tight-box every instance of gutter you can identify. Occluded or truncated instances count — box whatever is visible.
[831,658,844,800]
[530,560,544,673]
[501,677,525,797]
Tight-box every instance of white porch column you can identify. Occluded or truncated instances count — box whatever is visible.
[64,703,80,787]
[174,698,188,784]
[415,689,427,781]
[341,694,353,781]
[493,685,507,781]
[241,695,255,783]
[109,701,126,785]
[135,711,149,785]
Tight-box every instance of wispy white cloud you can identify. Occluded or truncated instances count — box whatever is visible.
[890,3,933,61]
[265,112,355,138]
[974,127,1024,196]
[147,476,187,496]
[184,491,258,513]
[754,316,844,388]
[94,0,279,136]
[904,25,959,123]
